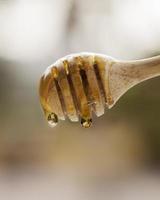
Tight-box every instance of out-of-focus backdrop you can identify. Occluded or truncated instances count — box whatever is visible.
[0,0,160,199]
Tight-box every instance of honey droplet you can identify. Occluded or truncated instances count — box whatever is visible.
[47,113,58,127]
[81,118,92,128]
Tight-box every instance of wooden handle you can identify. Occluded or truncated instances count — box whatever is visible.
[119,55,160,81]
[109,55,160,107]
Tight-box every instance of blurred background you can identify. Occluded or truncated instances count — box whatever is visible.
[0,0,160,199]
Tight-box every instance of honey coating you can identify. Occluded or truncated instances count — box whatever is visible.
[39,53,114,127]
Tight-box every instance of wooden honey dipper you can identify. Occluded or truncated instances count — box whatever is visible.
[39,53,160,128]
